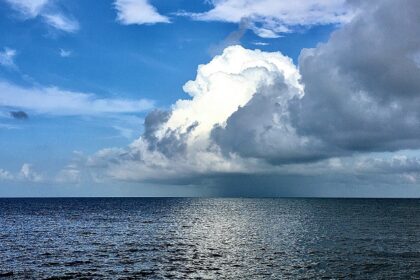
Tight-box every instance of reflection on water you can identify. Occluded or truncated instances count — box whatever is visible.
[0,198,419,279]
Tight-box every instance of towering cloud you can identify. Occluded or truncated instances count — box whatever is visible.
[19,163,42,182]
[90,46,303,181]
[89,0,420,189]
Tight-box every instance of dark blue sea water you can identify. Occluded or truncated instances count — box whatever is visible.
[0,198,419,279]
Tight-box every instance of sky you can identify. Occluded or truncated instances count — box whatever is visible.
[0,0,420,197]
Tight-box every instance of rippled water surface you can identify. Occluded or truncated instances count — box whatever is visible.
[0,198,419,279]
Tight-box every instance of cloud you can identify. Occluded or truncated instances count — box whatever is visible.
[0,47,17,69]
[4,0,48,18]
[0,123,19,130]
[47,151,89,184]
[205,0,420,166]
[5,0,79,32]
[110,115,144,139]
[68,0,420,193]
[10,110,28,120]
[212,0,420,162]
[354,155,420,177]
[253,42,269,46]
[184,0,353,38]
[59,48,72,57]
[292,0,420,153]
[210,76,328,164]
[42,13,79,33]
[115,0,170,25]
[56,165,81,184]
[0,169,14,180]
[0,164,44,182]
[55,155,85,184]
[208,18,249,56]
[88,45,307,182]
[19,163,43,182]
[0,81,154,116]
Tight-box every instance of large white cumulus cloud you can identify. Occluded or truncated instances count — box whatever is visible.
[88,0,420,189]
[164,46,303,150]
[89,46,304,181]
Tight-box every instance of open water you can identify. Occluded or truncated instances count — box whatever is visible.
[0,198,419,279]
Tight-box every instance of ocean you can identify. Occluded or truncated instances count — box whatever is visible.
[0,198,419,279]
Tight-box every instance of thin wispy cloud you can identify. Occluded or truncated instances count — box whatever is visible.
[0,47,17,69]
[59,48,72,58]
[0,81,154,116]
[208,18,249,55]
[42,13,79,33]
[183,0,353,38]
[4,0,48,18]
[5,0,79,33]
[252,42,269,46]
[0,123,20,130]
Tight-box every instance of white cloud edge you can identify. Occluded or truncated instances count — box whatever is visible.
[0,47,17,69]
[42,13,79,33]
[0,81,154,116]
[5,0,79,33]
[59,48,72,57]
[0,163,43,182]
[181,0,354,38]
[114,0,170,25]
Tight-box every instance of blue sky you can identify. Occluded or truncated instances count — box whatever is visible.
[1,0,420,197]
